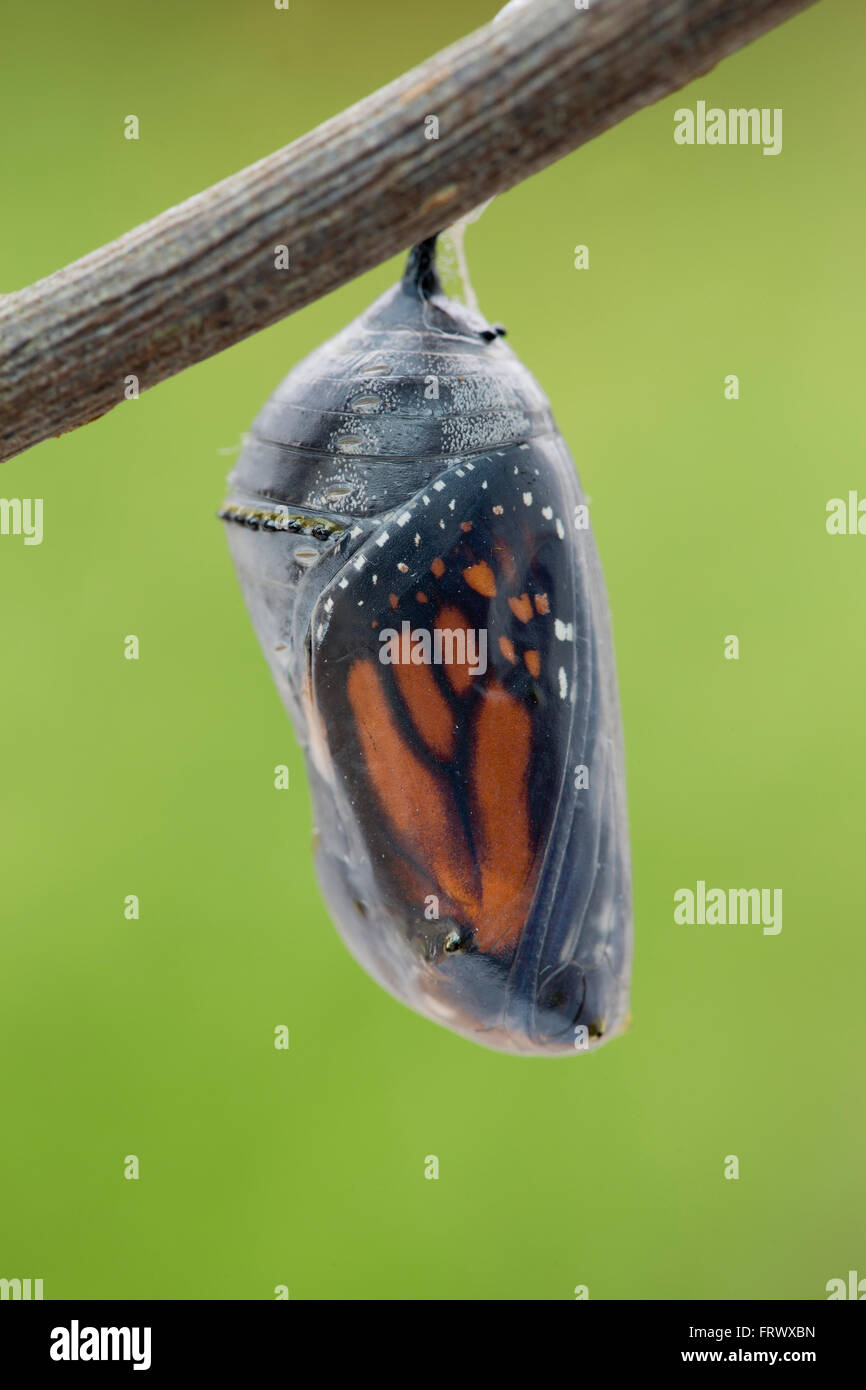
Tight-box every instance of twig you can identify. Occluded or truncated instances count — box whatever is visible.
[0,0,819,464]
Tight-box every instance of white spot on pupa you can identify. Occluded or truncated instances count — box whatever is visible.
[422,495,431,505]
[353,554,366,571]
[522,492,533,506]
[448,499,455,510]
[554,620,574,642]
[493,505,504,516]
[542,506,553,520]
[466,463,475,471]
[338,578,349,589]
[558,667,568,700]
[482,481,488,490]
[372,574,378,585]
[350,526,363,538]
[555,518,565,539]
[519,443,530,451]
[439,519,445,529]
[433,481,446,492]
[398,562,409,573]
[456,469,465,477]
[324,597,334,613]
[376,531,390,548]
[397,511,411,527]
[357,600,364,606]
[317,623,324,641]
[414,533,421,546]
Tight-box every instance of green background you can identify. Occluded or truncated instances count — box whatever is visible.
[1,0,863,1301]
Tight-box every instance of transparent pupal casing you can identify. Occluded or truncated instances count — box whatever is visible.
[221,240,632,1055]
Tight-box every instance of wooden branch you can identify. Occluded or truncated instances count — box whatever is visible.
[0,0,819,465]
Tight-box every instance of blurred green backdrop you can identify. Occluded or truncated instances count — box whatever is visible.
[1,0,863,1301]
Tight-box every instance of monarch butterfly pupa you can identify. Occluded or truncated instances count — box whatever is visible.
[220,235,632,1055]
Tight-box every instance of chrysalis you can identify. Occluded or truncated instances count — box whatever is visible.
[220,236,632,1055]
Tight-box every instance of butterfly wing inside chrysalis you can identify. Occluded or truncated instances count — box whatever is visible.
[221,237,632,1055]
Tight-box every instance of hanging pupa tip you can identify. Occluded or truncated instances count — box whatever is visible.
[402,236,442,299]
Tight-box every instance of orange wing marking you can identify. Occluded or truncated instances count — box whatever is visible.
[436,606,475,696]
[470,682,536,952]
[508,593,533,624]
[347,661,478,912]
[392,659,456,762]
[462,561,497,598]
